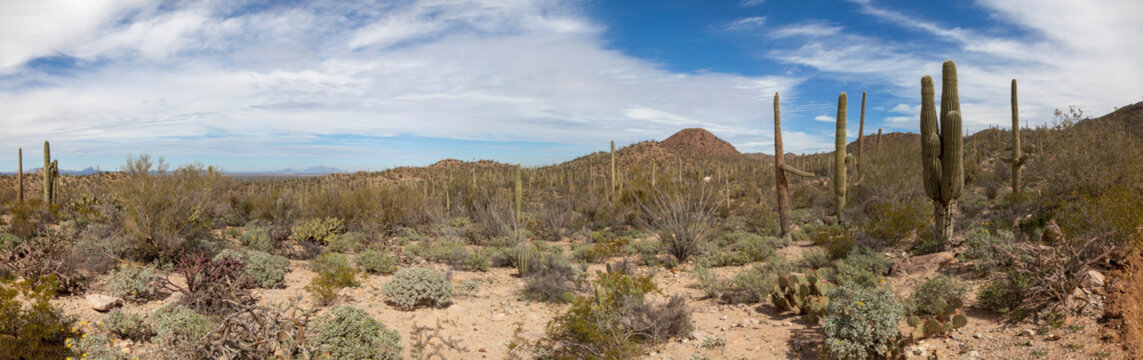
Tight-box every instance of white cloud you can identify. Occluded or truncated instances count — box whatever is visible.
[0,0,804,169]
[725,16,766,31]
[740,0,765,7]
[814,115,833,122]
[770,22,842,38]
[889,103,916,114]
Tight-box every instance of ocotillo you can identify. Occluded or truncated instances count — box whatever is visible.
[773,92,814,238]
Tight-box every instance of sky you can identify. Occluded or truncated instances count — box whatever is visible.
[1,0,1141,172]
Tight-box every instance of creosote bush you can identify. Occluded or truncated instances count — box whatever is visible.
[830,246,890,288]
[908,275,966,316]
[245,250,290,288]
[382,267,453,310]
[307,253,360,306]
[0,275,72,359]
[522,255,583,303]
[314,305,402,360]
[107,262,162,301]
[104,309,152,341]
[822,283,903,360]
[356,250,399,275]
[67,333,129,360]
[150,304,215,353]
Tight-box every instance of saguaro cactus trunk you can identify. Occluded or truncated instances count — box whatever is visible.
[610,140,616,201]
[921,61,964,249]
[1003,79,1025,196]
[857,91,866,177]
[515,163,523,222]
[17,148,23,203]
[834,92,848,224]
[773,92,814,238]
[43,141,51,204]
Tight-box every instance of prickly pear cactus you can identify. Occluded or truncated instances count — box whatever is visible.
[771,270,832,324]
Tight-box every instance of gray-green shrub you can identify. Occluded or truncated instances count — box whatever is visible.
[307,253,360,305]
[908,275,966,316]
[238,225,274,253]
[103,309,152,341]
[822,283,903,360]
[107,262,162,301]
[313,305,402,360]
[830,246,890,288]
[381,267,452,310]
[245,250,290,288]
[151,305,214,348]
[356,250,398,275]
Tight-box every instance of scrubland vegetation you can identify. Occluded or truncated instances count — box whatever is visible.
[1,66,1141,359]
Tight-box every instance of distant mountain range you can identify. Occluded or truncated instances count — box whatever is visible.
[0,166,345,176]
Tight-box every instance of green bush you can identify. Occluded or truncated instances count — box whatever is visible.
[356,250,398,275]
[103,309,152,341]
[961,228,1015,275]
[246,250,290,288]
[908,275,966,316]
[861,199,929,245]
[292,217,344,244]
[238,225,274,253]
[107,262,162,301]
[831,247,890,288]
[0,233,19,250]
[798,248,831,270]
[313,305,402,360]
[307,253,360,306]
[522,255,582,303]
[67,333,129,360]
[723,258,793,304]
[409,239,468,268]
[810,224,856,259]
[464,251,490,272]
[327,232,366,253]
[822,283,903,360]
[151,304,214,349]
[909,234,942,256]
[381,268,452,310]
[691,263,725,299]
[0,275,71,358]
[977,270,1034,319]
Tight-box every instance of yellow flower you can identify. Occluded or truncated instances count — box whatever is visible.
[82,334,87,338]
[858,301,864,306]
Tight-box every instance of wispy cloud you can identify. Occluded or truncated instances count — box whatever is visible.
[725,16,766,31]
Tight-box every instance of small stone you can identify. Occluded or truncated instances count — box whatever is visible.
[911,345,927,356]
[1019,329,1035,337]
[86,294,122,312]
[720,314,728,320]
[973,332,982,339]
[961,350,980,359]
[492,313,507,321]
[1084,270,1106,288]
[689,330,708,340]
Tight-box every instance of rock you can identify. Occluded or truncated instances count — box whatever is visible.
[973,332,982,339]
[492,313,507,321]
[1084,270,1105,288]
[1019,328,1035,337]
[961,350,980,359]
[894,251,956,276]
[689,330,708,340]
[86,294,122,312]
[910,345,927,356]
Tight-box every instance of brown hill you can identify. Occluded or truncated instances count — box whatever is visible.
[1076,101,1143,137]
[661,128,742,159]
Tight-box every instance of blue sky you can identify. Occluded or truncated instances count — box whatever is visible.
[1,0,1141,172]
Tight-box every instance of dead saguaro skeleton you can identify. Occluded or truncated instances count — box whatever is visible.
[772,92,814,238]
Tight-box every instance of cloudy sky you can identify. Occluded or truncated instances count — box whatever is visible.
[2,0,1141,172]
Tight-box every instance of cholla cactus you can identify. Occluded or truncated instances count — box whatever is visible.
[921,60,964,249]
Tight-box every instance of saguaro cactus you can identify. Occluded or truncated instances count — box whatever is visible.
[515,163,523,222]
[857,91,866,177]
[921,60,964,249]
[610,140,616,201]
[17,148,23,203]
[876,128,882,152]
[43,141,51,204]
[773,92,814,238]
[834,92,848,224]
[1001,79,1025,196]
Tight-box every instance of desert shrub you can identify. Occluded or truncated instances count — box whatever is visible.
[0,232,96,294]
[0,233,18,251]
[977,270,1035,319]
[625,239,661,265]
[908,275,966,316]
[909,234,942,256]
[639,183,718,263]
[702,231,779,267]
[822,283,904,360]
[1054,185,1143,249]
[691,263,726,299]
[238,225,275,253]
[522,255,582,303]
[799,248,831,270]
[0,275,72,359]
[112,155,224,260]
[67,333,129,360]
[107,262,162,301]
[307,253,360,306]
[245,250,290,288]
[960,228,1015,275]
[327,232,366,253]
[571,243,598,263]
[356,250,398,275]
[382,267,452,310]
[409,239,469,269]
[831,246,890,288]
[723,257,793,304]
[151,304,214,351]
[434,216,482,244]
[860,199,928,245]
[104,309,152,341]
[544,268,691,359]
[174,251,255,315]
[313,305,402,360]
[464,251,490,272]
[810,224,856,259]
[292,217,344,244]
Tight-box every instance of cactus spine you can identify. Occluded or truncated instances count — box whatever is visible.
[857,91,866,177]
[921,60,964,249]
[835,92,848,224]
[773,92,814,238]
[1005,79,1025,196]
[17,148,23,203]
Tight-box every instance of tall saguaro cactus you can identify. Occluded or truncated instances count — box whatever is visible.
[515,163,523,222]
[1001,79,1025,196]
[834,92,848,224]
[610,140,616,201]
[921,60,964,249]
[876,128,883,152]
[857,91,866,177]
[43,141,52,204]
[17,148,23,203]
[773,92,814,238]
